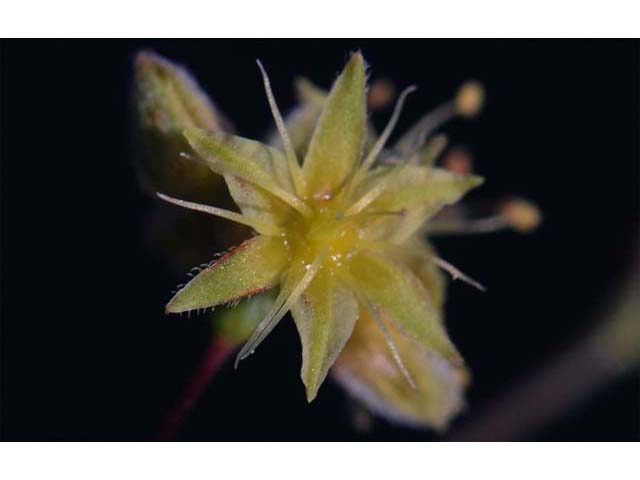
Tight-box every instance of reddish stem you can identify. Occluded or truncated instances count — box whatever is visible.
[157,339,234,441]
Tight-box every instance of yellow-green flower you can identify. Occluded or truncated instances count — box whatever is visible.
[159,51,485,406]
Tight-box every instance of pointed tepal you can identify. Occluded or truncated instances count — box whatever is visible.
[183,128,311,217]
[348,251,464,367]
[302,52,366,199]
[165,236,288,313]
[291,270,359,401]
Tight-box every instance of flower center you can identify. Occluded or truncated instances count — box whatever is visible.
[284,198,360,271]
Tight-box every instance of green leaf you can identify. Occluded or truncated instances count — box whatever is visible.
[291,271,359,401]
[166,235,288,313]
[333,307,469,429]
[390,236,447,314]
[347,251,463,365]
[303,52,366,199]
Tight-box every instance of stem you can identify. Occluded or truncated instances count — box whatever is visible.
[447,335,620,441]
[157,339,234,441]
[447,270,639,441]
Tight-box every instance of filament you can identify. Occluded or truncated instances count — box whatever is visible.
[393,101,456,157]
[425,215,511,236]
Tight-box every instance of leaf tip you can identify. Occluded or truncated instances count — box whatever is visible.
[469,174,485,188]
[347,50,366,72]
[165,296,181,314]
[305,384,320,403]
[165,286,194,314]
[350,49,364,62]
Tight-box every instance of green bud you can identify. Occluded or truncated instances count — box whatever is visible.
[213,291,276,345]
[133,50,230,202]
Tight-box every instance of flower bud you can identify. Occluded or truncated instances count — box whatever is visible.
[213,291,276,345]
[133,50,230,201]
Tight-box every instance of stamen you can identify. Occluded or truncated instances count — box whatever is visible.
[500,198,542,233]
[393,101,456,157]
[382,133,449,166]
[235,250,327,367]
[348,85,417,192]
[392,82,484,161]
[432,256,487,292]
[425,215,510,236]
[256,60,306,198]
[455,81,485,118]
[157,192,283,236]
[426,198,541,236]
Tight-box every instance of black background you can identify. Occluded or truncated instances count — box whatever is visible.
[1,40,638,441]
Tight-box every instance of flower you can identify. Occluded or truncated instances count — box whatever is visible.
[158,51,485,406]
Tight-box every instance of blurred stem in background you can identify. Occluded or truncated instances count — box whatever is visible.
[449,259,640,441]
